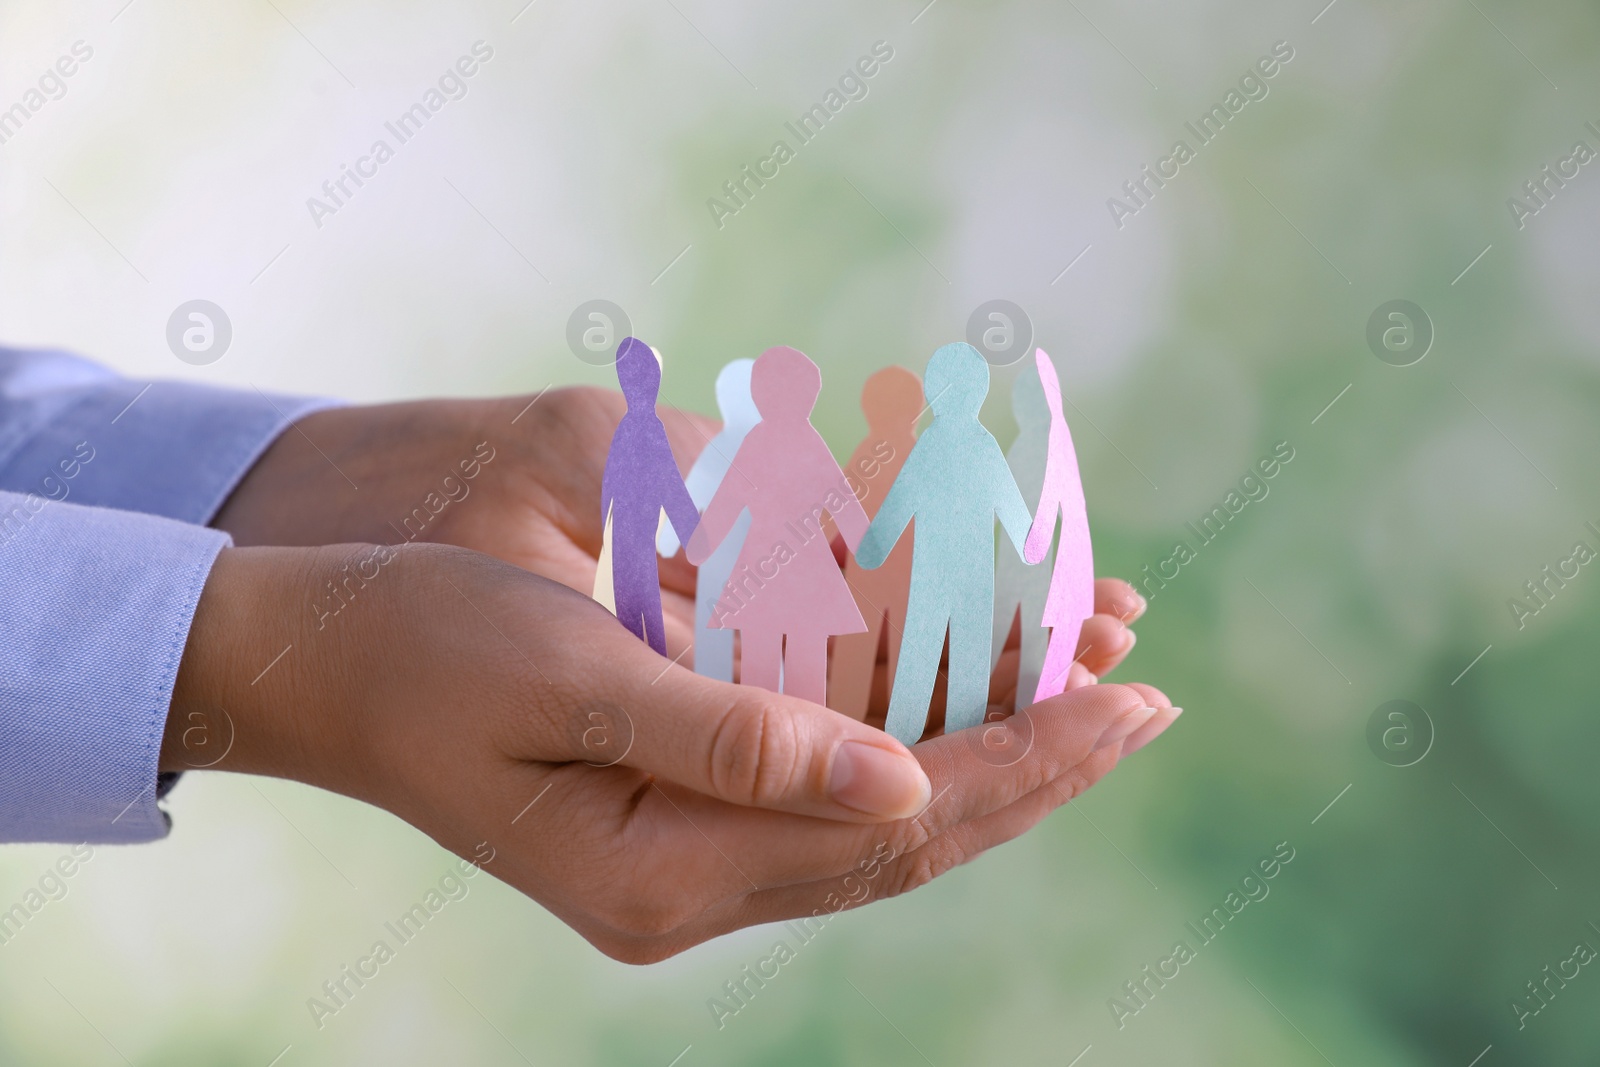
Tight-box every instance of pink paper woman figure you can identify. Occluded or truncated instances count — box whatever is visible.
[1023,348,1094,702]
[991,360,1053,713]
[600,337,700,656]
[828,366,922,721]
[686,346,870,705]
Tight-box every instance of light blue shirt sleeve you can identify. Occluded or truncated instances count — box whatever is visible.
[0,347,340,843]
[0,347,337,523]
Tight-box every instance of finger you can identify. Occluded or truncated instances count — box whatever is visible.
[1062,660,1097,691]
[993,577,1142,661]
[629,741,1124,955]
[564,615,933,823]
[554,682,1162,915]
[740,757,1108,918]
[603,683,1146,899]
[1095,577,1146,623]
[1077,612,1136,677]
[1118,681,1170,708]
[1123,705,1182,755]
[1110,681,1175,754]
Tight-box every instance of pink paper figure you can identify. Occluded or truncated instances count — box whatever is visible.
[600,337,700,656]
[686,346,870,706]
[1023,348,1094,702]
[828,366,922,721]
[991,360,1053,713]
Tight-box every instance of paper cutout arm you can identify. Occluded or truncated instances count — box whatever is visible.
[1023,456,1062,565]
[659,442,725,555]
[684,458,748,566]
[993,446,1033,562]
[658,430,734,557]
[660,359,759,557]
[829,476,871,554]
[657,446,716,556]
[659,436,702,549]
[855,456,917,570]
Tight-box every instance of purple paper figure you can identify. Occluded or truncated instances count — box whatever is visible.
[686,346,870,706]
[600,337,700,655]
[1023,348,1094,702]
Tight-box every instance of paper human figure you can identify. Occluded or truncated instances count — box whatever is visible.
[1023,348,1094,702]
[991,359,1053,712]
[857,342,1034,745]
[686,346,869,705]
[657,358,758,682]
[599,337,700,655]
[827,366,922,721]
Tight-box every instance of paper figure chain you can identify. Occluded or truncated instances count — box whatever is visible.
[596,337,1093,746]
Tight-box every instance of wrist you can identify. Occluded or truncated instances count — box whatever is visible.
[163,545,356,783]
[211,401,506,548]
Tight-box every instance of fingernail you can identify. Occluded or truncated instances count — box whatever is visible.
[830,741,932,819]
[1122,707,1182,755]
[1132,593,1148,617]
[1117,626,1137,653]
[1094,705,1159,752]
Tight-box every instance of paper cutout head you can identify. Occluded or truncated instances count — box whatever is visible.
[862,365,925,435]
[714,358,759,430]
[751,345,822,421]
[923,342,989,418]
[1011,354,1050,431]
[616,337,662,409]
[1034,346,1066,422]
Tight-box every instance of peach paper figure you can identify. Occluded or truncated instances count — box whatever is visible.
[1023,348,1094,703]
[827,366,922,721]
[599,337,700,656]
[991,360,1053,712]
[857,343,1033,745]
[656,358,758,682]
[686,346,869,706]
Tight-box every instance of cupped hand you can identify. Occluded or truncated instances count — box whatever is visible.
[169,541,1175,962]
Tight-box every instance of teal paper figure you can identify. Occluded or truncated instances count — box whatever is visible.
[991,359,1053,712]
[856,342,1034,745]
[1023,348,1094,702]
[657,358,759,682]
[600,337,700,656]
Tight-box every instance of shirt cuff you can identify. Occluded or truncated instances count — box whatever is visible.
[0,493,228,843]
[0,368,341,525]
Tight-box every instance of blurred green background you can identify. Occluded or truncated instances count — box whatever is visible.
[3,0,1599,1063]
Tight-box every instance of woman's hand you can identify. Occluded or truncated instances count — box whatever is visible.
[168,541,1175,963]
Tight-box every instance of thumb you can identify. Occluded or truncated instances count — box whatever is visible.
[568,629,932,823]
